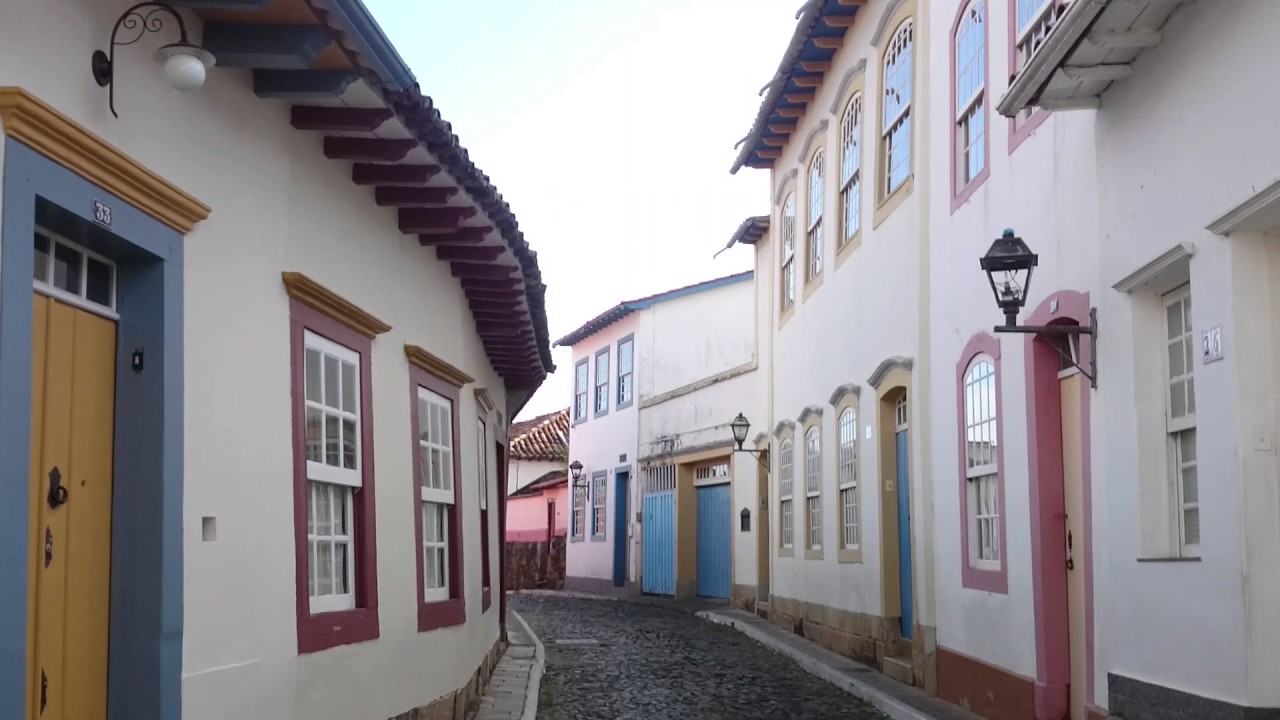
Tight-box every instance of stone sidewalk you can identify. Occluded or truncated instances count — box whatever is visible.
[472,610,544,720]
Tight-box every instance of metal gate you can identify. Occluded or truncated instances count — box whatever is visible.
[641,464,675,596]
[696,480,732,599]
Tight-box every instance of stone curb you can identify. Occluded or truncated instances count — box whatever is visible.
[698,610,956,720]
[509,609,545,720]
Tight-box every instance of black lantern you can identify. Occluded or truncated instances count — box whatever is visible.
[569,460,585,489]
[728,413,769,469]
[980,228,1038,328]
[980,228,1098,388]
[92,2,217,118]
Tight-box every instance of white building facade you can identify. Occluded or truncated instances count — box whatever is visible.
[0,2,553,720]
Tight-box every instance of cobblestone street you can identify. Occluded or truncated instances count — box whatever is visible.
[511,595,887,720]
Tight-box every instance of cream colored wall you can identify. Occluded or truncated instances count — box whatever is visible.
[508,458,563,494]
[635,278,755,401]
[761,0,930,623]
[0,3,506,719]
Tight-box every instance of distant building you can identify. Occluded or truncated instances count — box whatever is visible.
[505,409,570,542]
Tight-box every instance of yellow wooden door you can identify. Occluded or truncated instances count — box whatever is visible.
[1059,372,1087,720]
[26,293,117,720]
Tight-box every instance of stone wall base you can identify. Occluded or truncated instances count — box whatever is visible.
[731,584,757,613]
[936,646,1035,720]
[1109,673,1280,720]
[563,574,641,597]
[387,636,506,720]
[767,594,936,695]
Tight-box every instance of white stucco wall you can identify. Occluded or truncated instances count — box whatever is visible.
[1092,1,1280,707]
[508,458,563,494]
[756,0,930,623]
[636,276,756,401]
[564,315,640,584]
[0,3,509,718]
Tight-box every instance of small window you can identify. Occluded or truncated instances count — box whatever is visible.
[572,483,587,540]
[807,151,824,281]
[591,473,607,538]
[955,1,986,189]
[1163,285,1198,554]
[964,357,1000,570]
[882,19,914,197]
[781,194,797,311]
[477,418,491,598]
[33,229,117,315]
[595,348,610,416]
[804,427,822,550]
[418,387,456,603]
[839,95,863,246]
[838,409,859,549]
[779,438,794,548]
[574,360,589,422]
[617,337,634,407]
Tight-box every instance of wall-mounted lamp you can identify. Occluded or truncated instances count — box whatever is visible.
[980,228,1098,387]
[729,413,769,470]
[568,460,587,490]
[92,2,216,118]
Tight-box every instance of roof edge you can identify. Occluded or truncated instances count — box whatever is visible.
[315,0,416,90]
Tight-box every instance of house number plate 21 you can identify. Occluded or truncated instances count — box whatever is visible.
[92,199,113,228]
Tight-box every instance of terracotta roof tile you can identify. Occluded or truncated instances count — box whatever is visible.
[509,408,569,461]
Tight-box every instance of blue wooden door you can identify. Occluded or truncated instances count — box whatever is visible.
[612,471,629,587]
[696,484,732,599]
[896,428,913,638]
[642,490,674,595]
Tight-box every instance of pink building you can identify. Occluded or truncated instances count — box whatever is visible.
[505,409,569,541]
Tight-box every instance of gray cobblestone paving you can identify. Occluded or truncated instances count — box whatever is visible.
[510,595,888,720]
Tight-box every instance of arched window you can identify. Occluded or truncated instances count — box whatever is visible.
[804,426,822,549]
[882,19,914,196]
[839,94,862,245]
[781,194,796,311]
[779,438,795,548]
[955,0,986,189]
[807,151,824,281]
[838,408,859,549]
[964,356,1000,569]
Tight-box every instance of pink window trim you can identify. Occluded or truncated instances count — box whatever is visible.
[289,299,381,654]
[1006,0,1052,155]
[410,365,467,633]
[956,332,1009,594]
[950,0,991,212]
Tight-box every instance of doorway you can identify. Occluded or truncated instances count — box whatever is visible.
[27,293,117,720]
[613,470,630,587]
[756,451,771,605]
[1060,364,1087,719]
[895,394,913,639]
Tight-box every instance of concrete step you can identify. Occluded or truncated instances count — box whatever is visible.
[882,655,915,687]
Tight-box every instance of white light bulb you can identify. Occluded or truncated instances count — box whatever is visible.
[163,51,207,92]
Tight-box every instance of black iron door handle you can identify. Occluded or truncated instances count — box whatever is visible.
[48,466,68,509]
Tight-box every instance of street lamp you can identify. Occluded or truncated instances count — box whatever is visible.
[91,2,217,118]
[569,460,586,489]
[729,413,769,469]
[980,228,1098,387]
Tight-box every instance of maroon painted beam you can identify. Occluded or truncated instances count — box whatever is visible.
[418,227,491,246]
[398,207,476,233]
[460,277,521,291]
[451,262,518,280]
[291,105,394,132]
[470,299,522,313]
[324,137,418,162]
[375,186,459,207]
[352,163,441,186]
[436,245,506,262]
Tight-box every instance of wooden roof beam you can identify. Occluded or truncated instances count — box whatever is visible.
[353,163,441,186]
[324,137,418,162]
[799,60,832,72]
[291,105,394,132]
[452,263,519,280]
[202,23,331,69]
[813,36,844,49]
[418,227,492,245]
[784,92,815,103]
[375,186,459,207]
[435,245,507,262]
[794,75,824,88]
[822,15,859,27]
[777,107,806,118]
[398,207,477,233]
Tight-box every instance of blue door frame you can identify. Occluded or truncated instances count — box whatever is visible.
[0,139,187,720]
[612,470,629,587]
[896,429,913,639]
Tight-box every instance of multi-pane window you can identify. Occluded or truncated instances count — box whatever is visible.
[418,387,455,602]
[964,357,1000,569]
[838,409,859,549]
[572,483,587,539]
[807,151,824,281]
[34,230,117,313]
[882,19,914,196]
[591,473,607,538]
[804,427,822,550]
[1014,0,1063,126]
[477,419,490,594]
[781,194,797,310]
[839,95,862,246]
[955,1,986,187]
[303,331,361,613]
[574,360,588,422]
[779,439,794,548]
[1164,285,1198,553]
[617,337,634,406]
[595,348,610,415]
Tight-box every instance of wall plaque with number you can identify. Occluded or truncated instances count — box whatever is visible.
[91,199,113,228]
[1202,324,1224,364]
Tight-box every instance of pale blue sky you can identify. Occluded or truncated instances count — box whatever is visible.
[363,0,794,419]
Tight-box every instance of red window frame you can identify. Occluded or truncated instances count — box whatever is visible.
[289,299,380,653]
[479,419,492,612]
[410,365,467,632]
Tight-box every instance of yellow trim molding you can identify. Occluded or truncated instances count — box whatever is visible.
[0,87,210,234]
[281,271,391,339]
[406,344,475,388]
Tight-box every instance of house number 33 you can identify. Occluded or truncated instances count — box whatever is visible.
[92,199,112,228]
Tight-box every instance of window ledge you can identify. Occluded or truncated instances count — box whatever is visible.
[590,533,606,542]
[837,548,862,564]
[617,400,634,411]
[801,271,825,303]
[570,535,585,543]
[805,547,825,561]
[298,606,380,654]
[1136,555,1201,563]
[951,167,990,213]
[961,565,1009,594]
[778,546,794,558]
[419,598,466,632]
[873,175,914,229]
[778,304,795,331]
[835,233,862,270]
